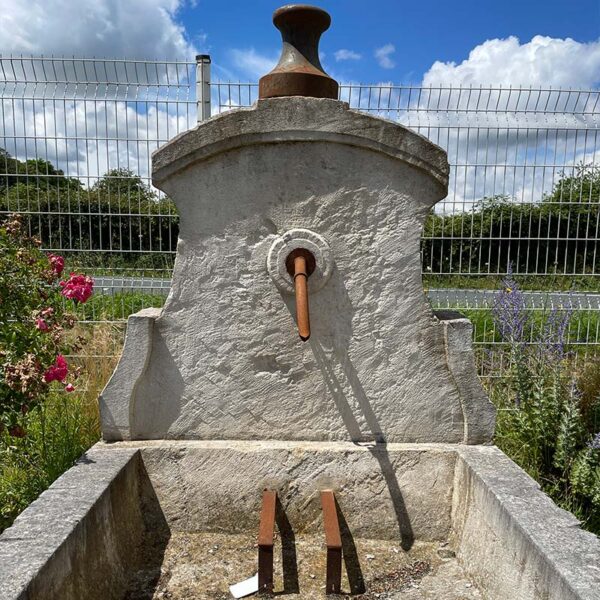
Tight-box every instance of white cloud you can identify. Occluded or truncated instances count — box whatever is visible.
[334,49,361,62]
[374,44,396,69]
[423,36,600,87]
[0,0,197,59]
[0,94,192,185]
[227,48,278,80]
[416,36,600,211]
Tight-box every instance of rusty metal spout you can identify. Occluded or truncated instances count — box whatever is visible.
[286,248,316,341]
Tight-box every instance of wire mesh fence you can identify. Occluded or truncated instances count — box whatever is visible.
[1,56,599,363]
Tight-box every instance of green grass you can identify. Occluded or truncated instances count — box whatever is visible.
[0,391,100,532]
[0,323,120,534]
[462,308,600,349]
[73,291,166,321]
[423,273,599,292]
[65,252,175,277]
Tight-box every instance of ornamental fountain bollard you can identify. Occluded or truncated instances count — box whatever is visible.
[1,6,599,600]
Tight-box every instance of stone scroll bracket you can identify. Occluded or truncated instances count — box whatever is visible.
[435,310,496,444]
[99,307,161,441]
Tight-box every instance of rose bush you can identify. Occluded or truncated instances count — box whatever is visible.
[0,215,94,435]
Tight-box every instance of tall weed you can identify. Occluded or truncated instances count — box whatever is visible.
[491,273,600,534]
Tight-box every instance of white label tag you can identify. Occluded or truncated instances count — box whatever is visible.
[229,573,259,598]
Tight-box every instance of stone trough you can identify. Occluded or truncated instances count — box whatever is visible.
[1,5,599,599]
[1,441,599,599]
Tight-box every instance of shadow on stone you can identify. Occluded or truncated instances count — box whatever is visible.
[275,496,299,594]
[123,461,171,600]
[335,496,366,595]
[339,349,415,549]
[368,444,414,551]
[311,338,414,550]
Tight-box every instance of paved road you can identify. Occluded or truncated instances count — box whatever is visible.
[426,289,600,310]
[93,276,600,310]
[93,276,172,295]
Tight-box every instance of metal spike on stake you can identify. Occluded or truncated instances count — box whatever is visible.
[321,490,343,594]
[258,489,277,593]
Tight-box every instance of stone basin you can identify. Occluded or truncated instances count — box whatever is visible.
[1,441,599,599]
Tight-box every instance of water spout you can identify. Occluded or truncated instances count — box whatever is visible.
[286,248,316,341]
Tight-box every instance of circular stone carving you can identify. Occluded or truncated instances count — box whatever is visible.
[267,229,333,294]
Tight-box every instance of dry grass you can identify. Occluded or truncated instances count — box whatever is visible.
[71,322,125,403]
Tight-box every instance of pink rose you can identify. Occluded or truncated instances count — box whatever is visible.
[59,273,94,303]
[35,318,49,331]
[48,254,65,276]
[41,307,54,318]
[64,383,75,392]
[44,355,68,383]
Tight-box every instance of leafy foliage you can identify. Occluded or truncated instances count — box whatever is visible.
[3,149,598,278]
[0,215,93,433]
[0,150,178,265]
[491,274,600,534]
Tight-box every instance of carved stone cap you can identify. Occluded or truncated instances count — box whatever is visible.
[152,97,450,193]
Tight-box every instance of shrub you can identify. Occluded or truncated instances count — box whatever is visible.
[0,150,179,265]
[422,164,600,276]
[0,214,93,434]
[491,272,600,534]
[0,215,99,532]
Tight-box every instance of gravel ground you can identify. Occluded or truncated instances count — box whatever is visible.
[124,532,482,599]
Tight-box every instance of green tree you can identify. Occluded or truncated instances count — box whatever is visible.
[422,165,599,276]
[0,151,178,267]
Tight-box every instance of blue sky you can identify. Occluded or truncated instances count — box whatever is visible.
[2,0,599,87]
[177,0,600,84]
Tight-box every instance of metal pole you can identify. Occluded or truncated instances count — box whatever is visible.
[196,54,211,122]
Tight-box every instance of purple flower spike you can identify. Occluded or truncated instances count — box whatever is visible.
[492,267,529,346]
[540,297,573,361]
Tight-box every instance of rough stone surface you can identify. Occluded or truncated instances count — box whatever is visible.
[438,316,496,444]
[100,307,161,441]
[0,446,142,600]
[100,96,493,443]
[267,227,333,294]
[152,97,449,190]
[133,440,457,543]
[452,445,600,600]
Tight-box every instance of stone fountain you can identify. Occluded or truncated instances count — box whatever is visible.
[1,5,599,599]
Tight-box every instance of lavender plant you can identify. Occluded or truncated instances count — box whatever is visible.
[492,272,600,534]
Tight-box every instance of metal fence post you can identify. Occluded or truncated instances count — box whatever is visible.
[196,54,211,122]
